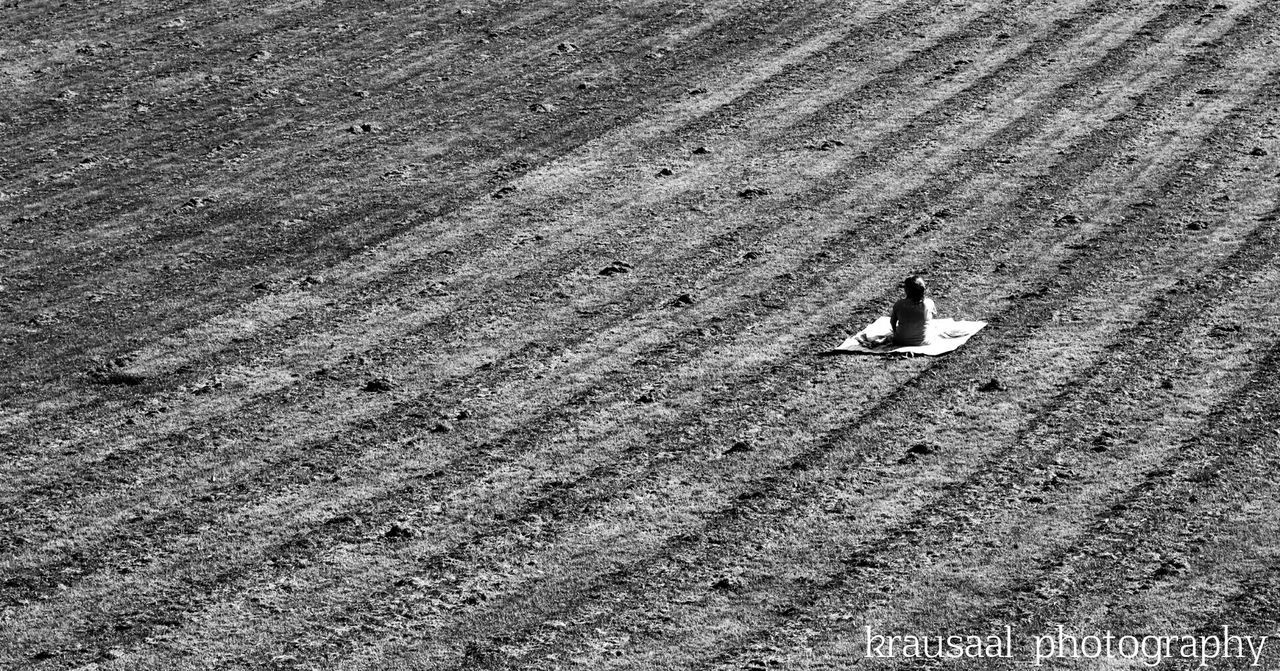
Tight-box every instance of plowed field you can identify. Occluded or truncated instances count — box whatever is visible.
[3,1,1279,669]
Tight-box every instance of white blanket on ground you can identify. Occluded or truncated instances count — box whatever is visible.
[832,317,987,356]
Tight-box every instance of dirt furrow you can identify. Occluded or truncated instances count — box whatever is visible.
[1,0,831,387]
[688,224,1280,671]
[203,59,1278,671]
[0,3,1240,629]
[2,9,1269,655]
[0,0,1132,530]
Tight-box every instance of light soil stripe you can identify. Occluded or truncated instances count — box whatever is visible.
[0,1,1254,612]
[0,0,788,396]
[0,0,1208,573]
[431,124,1280,671]
[0,0,908,427]
[696,246,1280,670]
[122,39,1280,665]
[386,104,1279,668]
[0,0,1039,482]
[0,0,1178,490]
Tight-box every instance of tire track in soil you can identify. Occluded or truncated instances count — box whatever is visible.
[0,0,967,527]
[995,344,1280,650]
[802,331,1280,671]
[175,0,1274,573]
[0,1,1259,645]
[0,0,828,389]
[0,0,988,425]
[0,0,1111,525]
[0,0,936,491]
[99,0,1105,393]
[7,0,1049,404]
[0,0,1113,533]
[5,0,1269,660]
[204,47,1274,671]
[380,78,1280,669]
[0,0,845,502]
[707,340,1280,671]
[0,0,1218,619]
[687,216,1280,671]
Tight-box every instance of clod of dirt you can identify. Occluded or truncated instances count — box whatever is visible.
[179,196,215,211]
[384,523,415,539]
[723,440,752,455]
[492,185,517,199]
[190,377,223,395]
[978,378,1007,392]
[656,167,674,177]
[898,442,937,463]
[363,378,395,392]
[665,290,696,306]
[430,422,452,433]
[89,367,146,386]
[710,574,743,591]
[737,187,770,199]
[325,514,358,526]
[636,392,655,403]
[1249,146,1269,156]
[1185,221,1208,231]
[1161,378,1175,390]
[556,42,578,53]
[906,442,936,456]
[1153,557,1189,577]
[691,146,712,155]
[599,260,633,276]
[577,81,597,90]
[456,409,471,420]
[1208,323,1242,338]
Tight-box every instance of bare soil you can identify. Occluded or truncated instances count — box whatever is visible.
[2,0,1279,669]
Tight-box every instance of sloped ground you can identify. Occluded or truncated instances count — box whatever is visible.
[2,0,1278,669]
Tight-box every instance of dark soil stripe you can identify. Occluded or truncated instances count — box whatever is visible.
[0,2,1259,632]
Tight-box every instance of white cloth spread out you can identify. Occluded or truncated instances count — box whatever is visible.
[832,316,987,356]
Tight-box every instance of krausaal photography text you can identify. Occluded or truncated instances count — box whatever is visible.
[863,625,1269,667]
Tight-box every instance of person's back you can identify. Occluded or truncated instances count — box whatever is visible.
[890,276,935,345]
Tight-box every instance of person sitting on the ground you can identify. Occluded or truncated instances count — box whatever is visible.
[890,275,936,346]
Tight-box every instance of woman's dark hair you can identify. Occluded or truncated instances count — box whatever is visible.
[902,275,927,301]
